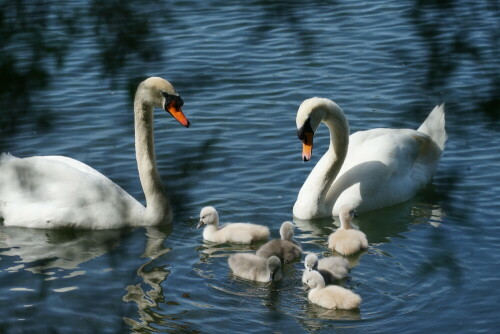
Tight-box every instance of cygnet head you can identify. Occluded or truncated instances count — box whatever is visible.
[338,205,357,229]
[267,256,283,281]
[304,270,326,290]
[304,253,319,272]
[136,77,190,128]
[280,221,295,240]
[197,206,219,229]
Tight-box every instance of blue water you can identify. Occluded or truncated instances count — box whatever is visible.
[1,1,499,333]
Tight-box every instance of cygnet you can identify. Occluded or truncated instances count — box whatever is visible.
[256,221,302,263]
[228,253,282,282]
[301,253,349,285]
[279,221,302,249]
[197,206,270,244]
[328,205,368,255]
[303,270,361,310]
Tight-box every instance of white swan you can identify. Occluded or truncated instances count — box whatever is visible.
[303,270,361,310]
[0,77,190,229]
[302,253,349,285]
[228,253,282,282]
[328,205,368,256]
[197,206,270,244]
[293,98,446,219]
[256,221,302,263]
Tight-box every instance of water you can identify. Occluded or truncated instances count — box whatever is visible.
[1,0,499,333]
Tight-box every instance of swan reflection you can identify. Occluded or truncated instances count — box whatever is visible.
[122,227,173,331]
[0,226,129,275]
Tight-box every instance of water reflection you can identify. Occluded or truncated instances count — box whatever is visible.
[0,0,171,135]
[294,194,452,275]
[251,0,319,54]
[198,240,263,259]
[405,0,499,122]
[0,226,129,274]
[294,195,445,245]
[0,0,69,133]
[88,0,167,80]
[122,227,173,331]
[302,302,361,322]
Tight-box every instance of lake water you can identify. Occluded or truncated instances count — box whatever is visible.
[1,0,499,333]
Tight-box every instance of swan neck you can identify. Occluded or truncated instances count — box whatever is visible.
[294,103,349,218]
[325,111,349,173]
[134,97,171,224]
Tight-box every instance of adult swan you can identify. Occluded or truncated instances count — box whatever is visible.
[293,98,446,220]
[0,77,190,229]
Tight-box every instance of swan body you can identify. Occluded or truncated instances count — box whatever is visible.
[0,77,190,229]
[293,98,446,219]
[256,221,302,263]
[328,206,368,255]
[228,253,282,282]
[197,206,270,244]
[302,253,349,285]
[304,270,361,310]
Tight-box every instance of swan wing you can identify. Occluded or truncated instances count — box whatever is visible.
[328,128,442,214]
[0,155,143,228]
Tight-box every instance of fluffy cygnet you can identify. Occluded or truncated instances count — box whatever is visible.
[280,221,302,249]
[328,205,368,255]
[256,221,302,263]
[228,253,282,282]
[304,270,361,310]
[197,206,270,244]
[301,253,349,285]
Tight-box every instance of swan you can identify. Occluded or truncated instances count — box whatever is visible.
[301,253,349,285]
[228,253,282,282]
[256,221,302,263]
[197,206,270,244]
[303,270,361,310]
[328,205,368,256]
[293,98,446,219]
[0,77,190,229]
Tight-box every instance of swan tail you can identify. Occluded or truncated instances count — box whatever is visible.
[417,104,447,151]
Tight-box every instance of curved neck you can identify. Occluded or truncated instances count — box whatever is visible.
[295,105,349,218]
[339,216,352,230]
[134,98,171,225]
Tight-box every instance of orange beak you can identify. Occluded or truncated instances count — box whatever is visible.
[166,100,190,128]
[302,132,314,162]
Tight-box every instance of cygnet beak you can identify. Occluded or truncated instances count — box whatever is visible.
[196,220,205,229]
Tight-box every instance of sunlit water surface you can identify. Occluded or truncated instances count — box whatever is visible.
[1,1,499,333]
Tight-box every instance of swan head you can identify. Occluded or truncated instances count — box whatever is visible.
[267,256,283,281]
[304,253,319,272]
[296,97,344,161]
[304,270,325,290]
[279,221,295,240]
[338,204,357,229]
[197,206,219,229]
[137,77,190,128]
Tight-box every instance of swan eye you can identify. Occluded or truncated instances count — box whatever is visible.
[162,92,184,109]
[297,118,314,141]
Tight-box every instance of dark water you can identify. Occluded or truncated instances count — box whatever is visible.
[1,0,499,333]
